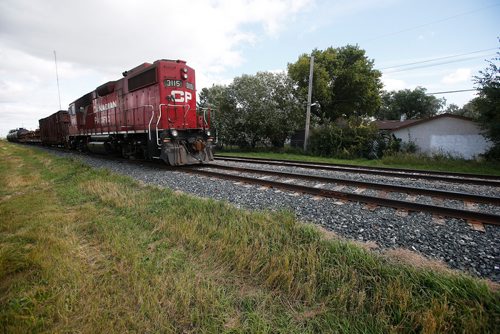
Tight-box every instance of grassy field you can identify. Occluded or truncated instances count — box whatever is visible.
[216,151,500,176]
[1,141,499,333]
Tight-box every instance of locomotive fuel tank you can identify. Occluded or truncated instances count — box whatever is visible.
[86,141,115,154]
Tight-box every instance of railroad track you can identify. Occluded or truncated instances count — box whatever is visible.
[185,164,500,227]
[214,155,500,187]
[35,146,500,226]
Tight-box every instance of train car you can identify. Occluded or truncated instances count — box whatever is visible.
[39,110,70,146]
[67,59,214,165]
[7,128,41,144]
[7,128,30,142]
[22,129,41,144]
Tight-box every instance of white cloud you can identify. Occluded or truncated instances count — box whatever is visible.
[381,74,406,91]
[0,0,312,73]
[442,68,472,84]
[0,0,312,136]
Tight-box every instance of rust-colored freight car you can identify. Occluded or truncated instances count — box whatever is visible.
[39,110,70,146]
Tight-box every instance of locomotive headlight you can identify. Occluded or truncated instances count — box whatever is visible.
[170,129,178,137]
[181,68,188,80]
[206,130,211,137]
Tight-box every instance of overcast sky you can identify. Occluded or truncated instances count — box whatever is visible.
[1,0,498,136]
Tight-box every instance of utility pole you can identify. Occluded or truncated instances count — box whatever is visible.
[54,50,62,110]
[303,55,314,152]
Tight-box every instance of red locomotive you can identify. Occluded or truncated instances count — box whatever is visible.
[35,59,214,165]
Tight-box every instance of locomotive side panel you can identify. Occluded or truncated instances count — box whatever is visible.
[93,91,119,134]
[124,85,159,133]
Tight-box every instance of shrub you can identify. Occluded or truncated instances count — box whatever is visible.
[482,145,500,161]
[400,140,418,154]
[309,118,395,159]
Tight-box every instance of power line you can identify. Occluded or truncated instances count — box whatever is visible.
[382,53,497,73]
[363,3,500,43]
[427,89,476,95]
[378,48,498,70]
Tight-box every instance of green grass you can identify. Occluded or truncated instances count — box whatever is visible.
[215,150,500,176]
[1,141,499,333]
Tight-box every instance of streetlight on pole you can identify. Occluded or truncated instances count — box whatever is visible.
[303,55,314,152]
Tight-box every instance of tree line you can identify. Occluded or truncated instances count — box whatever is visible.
[199,44,499,159]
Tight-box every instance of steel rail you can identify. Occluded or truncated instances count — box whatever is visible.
[184,167,500,226]
[215,155,500,180]
[215,156,500,187]
[203,164,500,205]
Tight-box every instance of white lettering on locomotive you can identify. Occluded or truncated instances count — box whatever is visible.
[94,113,109,124]
[171,90,192,103]
[97,101,117,112]
[164,79,182,87]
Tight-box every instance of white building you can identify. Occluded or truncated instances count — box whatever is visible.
[375,114,492,159]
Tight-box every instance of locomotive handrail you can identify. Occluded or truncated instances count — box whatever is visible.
[167,104,178,124]
[204,108,209,129]
[157,104,167,146]
[158,103,183,145]
[154,103,193,146]
[183,104,190,127]
[198,107,212,129]
[145,105,155,140]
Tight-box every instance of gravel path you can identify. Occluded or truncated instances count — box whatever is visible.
[44,149,500,282]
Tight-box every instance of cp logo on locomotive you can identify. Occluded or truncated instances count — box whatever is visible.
[170,90,192,103]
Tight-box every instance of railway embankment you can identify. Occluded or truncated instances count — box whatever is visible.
[1,141,499,333]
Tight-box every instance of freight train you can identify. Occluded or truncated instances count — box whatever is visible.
[7,59,214,166]
[7,128,41,144]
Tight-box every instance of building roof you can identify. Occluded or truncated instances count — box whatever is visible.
[374,119,419,130]
[374,113,473,131]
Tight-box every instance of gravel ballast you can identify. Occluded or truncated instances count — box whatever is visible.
[44,149,500,282]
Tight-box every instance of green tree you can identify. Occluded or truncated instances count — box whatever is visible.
[199,72,303,148]
[444,103,460,114]
[446,99,481,120]
[197,85,236,146]
[228,72,303,147]
[288,45,382,122]
[227,74,267,147]
[377,87,446,120]
[474,50,500,158]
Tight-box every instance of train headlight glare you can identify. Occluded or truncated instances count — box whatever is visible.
[206,130,211,137]
[170,129,178,137]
